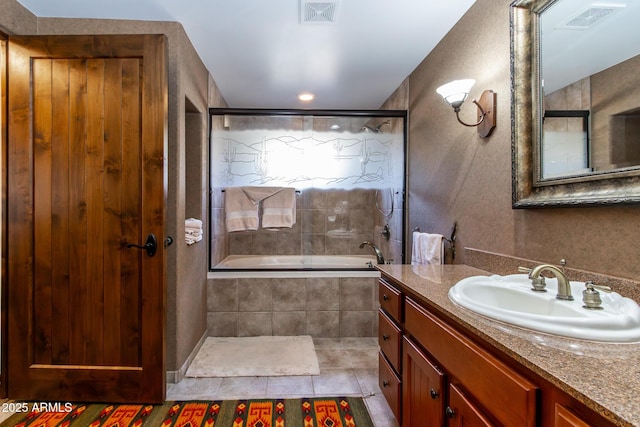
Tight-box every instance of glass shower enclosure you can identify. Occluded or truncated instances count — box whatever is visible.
[208,109,407,270]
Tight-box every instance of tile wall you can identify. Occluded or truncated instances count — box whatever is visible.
[207,276,379,338]
[211,188,404,266]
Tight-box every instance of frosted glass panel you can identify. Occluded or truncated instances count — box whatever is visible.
[211,114,404,190]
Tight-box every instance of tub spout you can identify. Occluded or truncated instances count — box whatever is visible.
[359,241,385,265]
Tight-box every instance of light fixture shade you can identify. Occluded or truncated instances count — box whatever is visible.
[436,79,475,108]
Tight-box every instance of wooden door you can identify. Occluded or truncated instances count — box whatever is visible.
[7,34,167,403]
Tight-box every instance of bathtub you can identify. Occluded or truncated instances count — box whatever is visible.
[209,254,381,278]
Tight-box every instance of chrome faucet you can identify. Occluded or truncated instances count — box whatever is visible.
[359,241,385,265]
[528,264,573,301]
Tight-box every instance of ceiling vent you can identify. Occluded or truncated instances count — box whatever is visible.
[561,3,626,29]
[301,1,339,24]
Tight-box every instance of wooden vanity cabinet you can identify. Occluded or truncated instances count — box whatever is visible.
[404,297,538,427]
[378,278,404,422]
[378,272,622,427]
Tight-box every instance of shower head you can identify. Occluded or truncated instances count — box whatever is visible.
[360,120,391,133]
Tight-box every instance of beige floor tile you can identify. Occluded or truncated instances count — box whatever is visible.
[316,349,353,369]
[266,375,315,397]
[216,376,269,399]
[311,368,362,396]
[166,377,223,401]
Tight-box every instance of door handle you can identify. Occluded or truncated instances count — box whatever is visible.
[127,234,158,257]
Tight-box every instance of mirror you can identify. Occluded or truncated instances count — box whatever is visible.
[511,0,640,207]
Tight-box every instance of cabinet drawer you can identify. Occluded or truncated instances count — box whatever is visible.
[379,279,402,322]
[379,351,402,422]
[378,309,402,372]
[405,298,537,427]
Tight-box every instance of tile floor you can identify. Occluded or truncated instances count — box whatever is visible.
[167,337,399,427]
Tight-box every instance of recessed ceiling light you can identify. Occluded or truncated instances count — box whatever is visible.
[298,92,315,102]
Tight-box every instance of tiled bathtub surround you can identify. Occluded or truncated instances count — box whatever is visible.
[207,276,379,337]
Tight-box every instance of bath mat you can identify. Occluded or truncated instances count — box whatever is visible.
[186,336,320,377]
[2,397,374,427]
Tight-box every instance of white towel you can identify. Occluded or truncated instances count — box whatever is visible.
[186,228,203,237]
[262,187,296,228]
[186,234,203,245]
[411,231,444,265]
[186,218,203,229]
[185,217,204,245]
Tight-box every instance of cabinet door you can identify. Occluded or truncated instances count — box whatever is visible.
[447,383,495,427]
[403,337,445,427]
[555,404,592,427]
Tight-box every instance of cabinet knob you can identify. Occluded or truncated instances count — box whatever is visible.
[382,334,390,341]
[382,380,390,387]
[430,388,439,399]
[446,407,456,418]
[383,294,389,301]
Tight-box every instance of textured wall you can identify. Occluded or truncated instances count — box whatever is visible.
[406,0,640,281]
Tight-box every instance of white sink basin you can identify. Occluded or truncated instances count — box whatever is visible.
[448,274,640,342]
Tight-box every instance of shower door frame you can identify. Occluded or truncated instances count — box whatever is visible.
[208,108,409,271]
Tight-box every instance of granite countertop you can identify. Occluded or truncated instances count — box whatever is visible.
[376,264,640,427]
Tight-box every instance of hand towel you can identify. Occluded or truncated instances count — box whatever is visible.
[411,231,444,265]
[262,187,297,228]
[224,187,259,232]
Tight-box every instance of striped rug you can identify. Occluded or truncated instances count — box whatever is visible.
[1,397,374,427]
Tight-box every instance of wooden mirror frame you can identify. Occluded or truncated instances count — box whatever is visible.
[510,0,640,208]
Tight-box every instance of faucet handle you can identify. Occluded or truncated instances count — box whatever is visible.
[559,259,567,274]
[582,282,612,310]
[585,281,612,293]
[518,266,547,291]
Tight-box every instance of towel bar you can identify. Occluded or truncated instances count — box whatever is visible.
[413,222,457,261]
[221,188,301,193]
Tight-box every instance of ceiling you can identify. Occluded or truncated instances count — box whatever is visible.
[541,0,640,94]
[15,0,476,109]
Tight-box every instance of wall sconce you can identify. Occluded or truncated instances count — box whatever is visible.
[436,79,496,138]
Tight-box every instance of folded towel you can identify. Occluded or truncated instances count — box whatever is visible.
[225,187,259,232]
[186,228,203,237]
[411,231,444,265]
[241,186,285,205]
[262,187,296,228]
[186,218,203,229]
[186,234,203,245]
